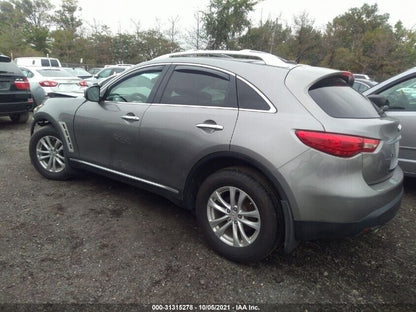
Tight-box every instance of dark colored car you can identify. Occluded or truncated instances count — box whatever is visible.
[0,55,33,123]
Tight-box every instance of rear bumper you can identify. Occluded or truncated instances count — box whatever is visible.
[294,187,402,241]
[0,101,34,115]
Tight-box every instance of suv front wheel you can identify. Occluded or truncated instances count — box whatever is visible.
[29,125,73,180]
[196,167,284,263]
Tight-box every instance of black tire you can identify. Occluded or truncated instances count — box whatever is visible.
[29,125,73,180]
[196,167,284,263]
[9,112,29,123]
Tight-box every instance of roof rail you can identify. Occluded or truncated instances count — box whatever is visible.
[154,50,296,67]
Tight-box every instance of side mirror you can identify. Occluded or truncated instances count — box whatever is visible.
[367,94,389,112]
[85,85,100,102]
[367,94,387,107]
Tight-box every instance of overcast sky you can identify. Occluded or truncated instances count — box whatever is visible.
[52,0,415,34]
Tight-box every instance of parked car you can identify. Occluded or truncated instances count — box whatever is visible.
[14,57,62,67]
[29,50,403,262]
[352,78,378,93]
[0,54,33,123]
[88,67,103,75]
[353,73,371,80]
[364,67,416,177]
[20,67,87,97]
[63,67,93,79]
[85,65,130,85]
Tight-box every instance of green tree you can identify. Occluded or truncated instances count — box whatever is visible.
[52,0,81,32]
[0,1,27,56]
[19,0,53,54]
[83,24,113,66]
[321,3,396,78]
[202,0,259,49]
[137,29,180,61]
[50,0,82,63]
[286,12,323,64]
[239,18,291,56]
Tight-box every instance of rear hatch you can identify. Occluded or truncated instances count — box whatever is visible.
[286,67,401,185]
[0,61,31,108]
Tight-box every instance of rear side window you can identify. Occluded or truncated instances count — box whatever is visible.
[237,78,271,111]
[309,77,380,118]
[160,66,235,108]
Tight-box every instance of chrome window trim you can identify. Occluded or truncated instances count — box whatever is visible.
[236,75,277,113]
[166,62,236,76]
[109,62,277,113]
[70,158,179,194]
[151,103,238,111]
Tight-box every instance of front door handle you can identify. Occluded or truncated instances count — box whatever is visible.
[121,114,140,122]
[196,123,224,131]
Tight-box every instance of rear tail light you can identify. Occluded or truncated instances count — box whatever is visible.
[14,77,30,90]
[79,80,88,87]
[39,80,58,87]
[295,130,380,157]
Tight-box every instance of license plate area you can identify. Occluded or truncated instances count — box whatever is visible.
[0,81,10,90]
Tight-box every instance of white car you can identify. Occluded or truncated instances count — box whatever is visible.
[85,65,131,86]
[19,67,87,96]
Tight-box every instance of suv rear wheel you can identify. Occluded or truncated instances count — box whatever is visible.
[9,112,29,123]
[196,167,284,262]
[29,125,73,180]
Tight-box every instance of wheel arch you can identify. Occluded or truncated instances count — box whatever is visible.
[183,151,290,212]
[31,112,57,135]
[30,112,76,159]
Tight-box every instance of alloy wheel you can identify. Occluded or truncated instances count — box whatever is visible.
[36,135,66,173]
[207,186,261,247]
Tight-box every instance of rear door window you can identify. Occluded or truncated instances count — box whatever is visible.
[309,77,380,118]
[160,66,236,108]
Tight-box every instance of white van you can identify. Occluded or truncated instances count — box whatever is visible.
[13,57,62,67]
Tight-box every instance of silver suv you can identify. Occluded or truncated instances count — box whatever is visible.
[29,50,403,262]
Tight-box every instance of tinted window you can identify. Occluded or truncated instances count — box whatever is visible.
[105,69,162,103]
[41,59,50,66]
[379,77,416,111]
[161,67,234,107]
[310,85,380,118]
[237,78,270,110]
[50,59,59,67]
[0,62,23,75]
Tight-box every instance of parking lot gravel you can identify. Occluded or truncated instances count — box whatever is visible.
[0,116,415,311]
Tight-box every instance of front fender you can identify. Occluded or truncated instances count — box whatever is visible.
[31,97,86,158]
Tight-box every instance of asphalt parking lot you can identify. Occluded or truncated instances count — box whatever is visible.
[0,116,415,311]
